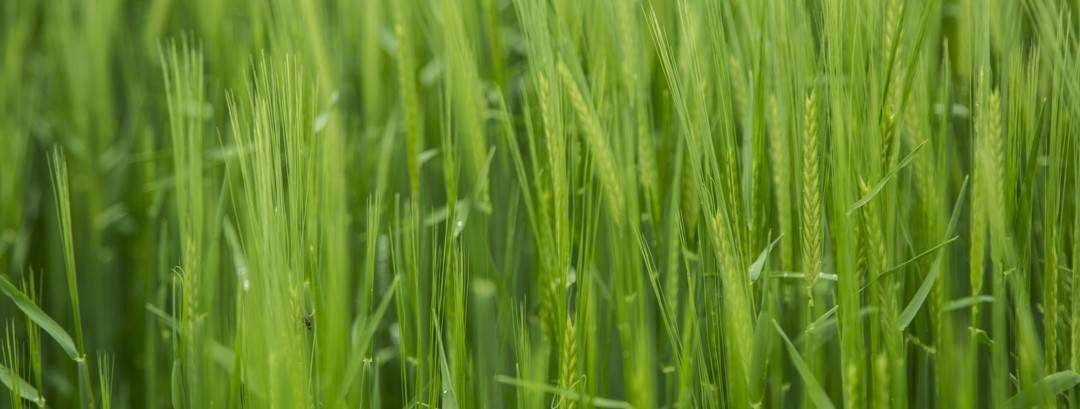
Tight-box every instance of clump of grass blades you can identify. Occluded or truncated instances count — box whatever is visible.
[1,0,1080,408]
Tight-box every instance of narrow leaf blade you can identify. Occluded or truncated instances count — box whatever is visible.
[847,139,928,215]
[749,234,782,282]
[0,274,80,360]
[898,176,968,329]
[1005,371,1080,409]
[335,276,399,402]
[749,311,773,405]
[773,320,836,409]
[0,362,44,406]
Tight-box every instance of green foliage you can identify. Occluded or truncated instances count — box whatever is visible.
[0,0,1079,408]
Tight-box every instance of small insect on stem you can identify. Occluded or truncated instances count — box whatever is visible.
[303,311,315,331]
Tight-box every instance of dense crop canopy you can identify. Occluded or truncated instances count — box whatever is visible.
[1,0,1079,408]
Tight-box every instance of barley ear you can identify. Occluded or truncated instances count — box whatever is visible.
[558,317,578,409]
[800,89,822,306]
[558,60,625,225]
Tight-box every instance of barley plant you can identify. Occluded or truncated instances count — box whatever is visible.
[3,0,1080,408]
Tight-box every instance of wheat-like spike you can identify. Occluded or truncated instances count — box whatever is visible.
[856,221,868,281]
[882,0,903,170]
[703,274,725,394]
[801,90,822,305]
[638,111,659,212]
[987,91,1003,191]
[905,99,933,210]
[883,0,901,60]
[860,177,903,400]
[883,0,904,99]
[846,362,862,409]
[881,106,897,170]
[614,0,637,89]
[537,74,553,139]
[768,95,786,188]
[728,55,748,130]
[681,155,700,243]
[712,210,754,378]
[972,79,1002,304]
[860,177,895,339]
[558,317,578,409]
[858,179,887,281]
[874,352,890,409]
[539,275,556,342]
[886,3,905,78]
[558,60,625,225]
[664,213,681,316]
[537,74,566,218]
[768,95,794,267]
[537,69,571,278]
[162,44,209,390]
[976,84,1008,328]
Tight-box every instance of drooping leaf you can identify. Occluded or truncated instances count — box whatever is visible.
[899,176,968,329]
[861,236,959,293]
[887,236,959,274]
[773,320,835,409]
[0,274,80,360]
[495,375,634,409]
[847,139,928,215]
[1004,371,1080,409]
[0,362,44,407]
[943,296,995,312]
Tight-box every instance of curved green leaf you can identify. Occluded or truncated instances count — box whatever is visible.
[0,362,44,407]
[847,140,928,215]
[0,274,80,360]
[899,176,968,329]
[1004,371,1080,409]
[495,375,634,409]
[943,296,995,312]
[773,320,835,409]
[860,236,958,293]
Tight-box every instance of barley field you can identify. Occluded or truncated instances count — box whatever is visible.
[1,0,1079,407]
